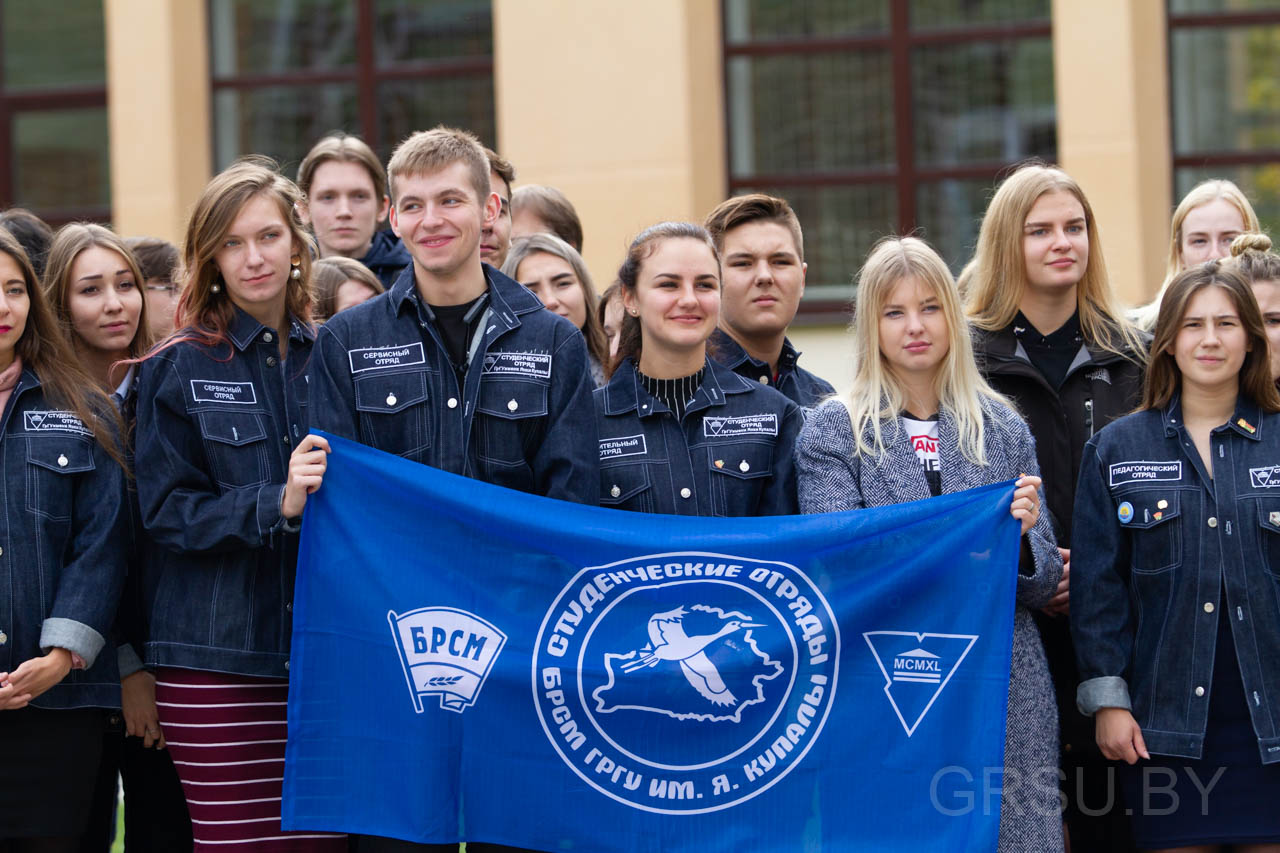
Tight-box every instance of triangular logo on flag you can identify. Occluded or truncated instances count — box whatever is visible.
[863,631,978,737]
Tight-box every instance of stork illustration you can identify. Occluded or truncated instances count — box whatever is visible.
[619,607,764,706]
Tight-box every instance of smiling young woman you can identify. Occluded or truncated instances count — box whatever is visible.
[1072,261,1280,851]
[594,222,802,518]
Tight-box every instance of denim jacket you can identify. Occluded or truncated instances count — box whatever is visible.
[709,329,836,411]
[1072,396,1280,763]
[0,368,128,708]
[595,357,801,516]
[308,263,597,502]
[134,308,314,677]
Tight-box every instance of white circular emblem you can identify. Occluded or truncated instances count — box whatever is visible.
[533,551,840,814]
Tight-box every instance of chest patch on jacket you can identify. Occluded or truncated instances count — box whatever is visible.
[348,343,425,374]
[600,434,646,460]
[703,413,778,438]
[23,410,91,435]
[1250,465,1280,488]
[1086,367,1111,384]
[190,379,257,405]
[482,351,551,378]
[1109,460,1181,487]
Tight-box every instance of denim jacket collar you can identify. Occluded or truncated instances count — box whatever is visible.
[225,306,315,352]
[1161,392,1264,441]
[388,262,543,325]
[602,356,755,418]
[710,328,802,375]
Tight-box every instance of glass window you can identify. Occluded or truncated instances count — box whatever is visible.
[727,52,895,177]
[1170,0,1280,12]
[2,0,105,90]
[910,0,1050,29]
[210,1,496,170]
[374,0,492,64]
[724,0,888,43]
[725,0,1054,307]
[13,108,110,211]
[208,0,357,77]
[214,86,360,172]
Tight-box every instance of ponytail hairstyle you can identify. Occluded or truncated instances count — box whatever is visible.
[611,222,720,376]
[962,162,1146,364]
[847,236,1009,465]
[164,156,316,354]
[0,228,125,466]
[1142,260,1280,412]
[43,222,155,358]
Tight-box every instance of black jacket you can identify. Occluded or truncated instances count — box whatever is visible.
[357,228,411,290]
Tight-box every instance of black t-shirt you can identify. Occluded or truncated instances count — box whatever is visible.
[1013,309,1083,390]
[428,295,486,375]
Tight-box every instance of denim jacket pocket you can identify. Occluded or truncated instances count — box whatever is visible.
[197,410,271,490]
[354,370,431,456]
[1256,497,1280,579]
[600,462,653,511]
[1118,488,1181,573]
[476,378,548,468]
[706,441,775,517]
[26,435,95,520]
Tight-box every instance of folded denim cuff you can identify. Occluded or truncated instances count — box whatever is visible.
[117,643,144,679]
[40,618,107,668]
[258,484,286,539]
[1077,676,1131,716]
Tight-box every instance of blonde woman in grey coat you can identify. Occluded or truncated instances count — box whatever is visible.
[796,236,1064,852]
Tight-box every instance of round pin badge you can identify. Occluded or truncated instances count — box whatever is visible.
[1118,501,1134,524]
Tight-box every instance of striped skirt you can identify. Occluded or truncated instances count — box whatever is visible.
[155,667,346,852]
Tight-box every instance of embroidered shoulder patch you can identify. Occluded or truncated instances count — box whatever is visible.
[600,434,647,460]
[190,380,257,405]
[348,343,426,374]
[482,351,552,379]
[1108,460,1182,487]
[703,414,779,438]
[23,410,91,435]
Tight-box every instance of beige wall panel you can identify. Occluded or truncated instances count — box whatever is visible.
[789,325,854,397]
[106,0,211,244]
[1053,0,1171,306]
[494,0,727,282]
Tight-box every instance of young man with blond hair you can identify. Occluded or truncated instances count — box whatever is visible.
[704,193,835,409]
[308,127,597,852]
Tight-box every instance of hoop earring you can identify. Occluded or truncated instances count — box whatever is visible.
[290,253,302,280]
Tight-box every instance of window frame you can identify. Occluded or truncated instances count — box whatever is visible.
[208,0,495,163]
[721,1,1052,318]
[0,3,110,225]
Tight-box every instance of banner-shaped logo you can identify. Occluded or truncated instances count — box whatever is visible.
[283,433,1020,852]
[389,607,506,713]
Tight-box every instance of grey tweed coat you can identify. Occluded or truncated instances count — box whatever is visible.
[796,397,1064,853]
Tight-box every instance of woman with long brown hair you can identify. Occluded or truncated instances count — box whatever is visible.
[133,157,340,851]
[1072,261,1280,850]
[0,228,129,851]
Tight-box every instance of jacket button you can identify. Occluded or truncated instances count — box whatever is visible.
[739,460,750,473]
[758,375,769,384]
[0,631,6,645]
[267,356,278,367]
[448,397,458,409]
[1204,602,1215,613]
[680,487,692,499]
[286,602,293,612]
[57,454,68,467]
[386,393,397,406]
[284,660,290,671]
[0,546,3,556]
[1195,686,1205,696]
[610,485,621,498]
[263,332,273,343]
[507,399,519,412]
[1208,517,1218,528]
[282,435,290,445]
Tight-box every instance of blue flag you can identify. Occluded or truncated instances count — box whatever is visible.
[283,432,1018,851]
